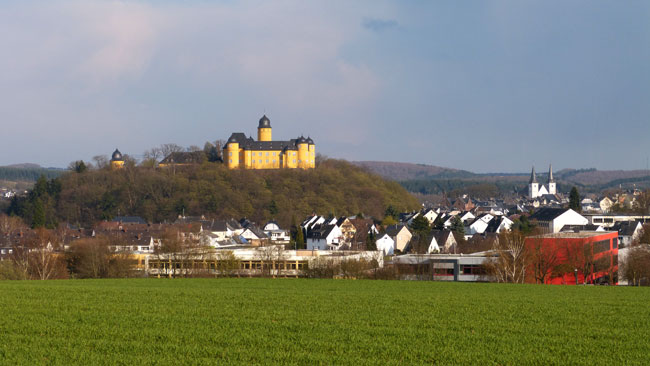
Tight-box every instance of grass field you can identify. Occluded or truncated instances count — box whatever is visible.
[1,279,649,365]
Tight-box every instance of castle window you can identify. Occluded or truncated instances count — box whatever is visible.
[273,152,276,156]
[273,160,276,163]
[266,160,269,163]
[259,160,262,163]
[266,152,269,156]
[229,152,232,156]
[293,160,296,163]
[298,160,301,163]
[229,159,232,163]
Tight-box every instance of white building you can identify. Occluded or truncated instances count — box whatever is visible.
[375,233,395,256]
[529,164,556,199]
[529,208,588,233]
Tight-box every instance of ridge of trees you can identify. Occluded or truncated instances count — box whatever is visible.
[6,159,419,229]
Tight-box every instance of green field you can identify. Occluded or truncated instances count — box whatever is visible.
[1,279,648,365]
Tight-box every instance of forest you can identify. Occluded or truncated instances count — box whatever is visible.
[6,159,419,229]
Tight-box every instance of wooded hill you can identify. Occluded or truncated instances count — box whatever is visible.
[7,159,419,229]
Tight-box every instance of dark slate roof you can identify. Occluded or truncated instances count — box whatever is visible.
[111,149,124,161]
[202,220,231,232]
[529,166,537,183]
[258,114,271,128]
[306,224,336,239]
[386,224,409,237]
[528,208,569,221]
[225,133,301,151]
[612,221,641,236]
[159,151,205,165]
[112,216,147,225]
[485,217,503,233]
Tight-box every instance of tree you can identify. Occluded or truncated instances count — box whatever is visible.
[621,244,650,286]
[528,234,559,284]
[215,250,240,277]
[569,187,581,212]
[255,245,287,278]
[366,231,377,251]
[28,228,67,280]
[31,198,46,228]
[450,216,465,236]
[269,200,279,216]
[68,160,88,173]
[384,205,399,220]
[485,230,528,283]
[295,227,305,249]
[409,215,431,234]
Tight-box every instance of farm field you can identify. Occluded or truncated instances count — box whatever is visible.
[1,279,649,365]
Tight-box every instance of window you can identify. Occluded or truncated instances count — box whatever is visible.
[259,160,262,163]
[266,160,269,163]
[273,152,276,156]
[612,238,618,249]
[298,160,301,163]
[293,160,296,163]
[593,239,610,254]
[229,159,232,163]
[228,152,232,157]
[252,152,255,156]
[272,160,276,163]
[266,152,269,156]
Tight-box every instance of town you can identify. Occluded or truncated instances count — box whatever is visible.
[2,160,648,285]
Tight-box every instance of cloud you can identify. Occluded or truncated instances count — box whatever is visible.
[362,17,399,32]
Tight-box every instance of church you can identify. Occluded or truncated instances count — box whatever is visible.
[225,115,316,170]
[528,165,556,198]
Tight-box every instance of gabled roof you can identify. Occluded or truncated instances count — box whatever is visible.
[159,151,205,165]
[386,224,409,237]
[529,208,570,221]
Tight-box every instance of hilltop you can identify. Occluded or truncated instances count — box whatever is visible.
[7,159,419,228]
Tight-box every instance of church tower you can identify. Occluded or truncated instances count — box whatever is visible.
[257,115,272,142]
[548,164,556,195]
[528,166,539,198]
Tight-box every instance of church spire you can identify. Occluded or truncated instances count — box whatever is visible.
[548,164,554,183]
[529,166,538,184]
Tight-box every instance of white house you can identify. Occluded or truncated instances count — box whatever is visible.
[467,214,494,235]
[529,208,588,233]
[375,233,395,256]
[306,224,342,250]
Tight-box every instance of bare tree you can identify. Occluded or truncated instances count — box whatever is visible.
[92,155,109,170]
[255,245,287,278]
[528,234,559,284]
[29,228,67,280]
[0,214,26,237]
[160,143,184,159]
[621,244,650,286]
[486,230,528,283]
[215,250,240,277]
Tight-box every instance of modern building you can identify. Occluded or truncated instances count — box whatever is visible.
[528,207,588,233]
[525,231,619,285]
[225,115,316,170]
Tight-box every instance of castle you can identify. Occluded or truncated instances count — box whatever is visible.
[224,115,315,170]
[110,149,124,169]
[528,164,556,198]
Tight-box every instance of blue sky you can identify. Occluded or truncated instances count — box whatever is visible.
[1,1,648,173]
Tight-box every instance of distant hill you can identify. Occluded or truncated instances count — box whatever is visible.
[353,161,650,196]
[0,165,64,183]
[352,161,475,180]
[8,159,420,228]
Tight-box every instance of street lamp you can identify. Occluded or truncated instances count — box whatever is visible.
[574,268,579,285]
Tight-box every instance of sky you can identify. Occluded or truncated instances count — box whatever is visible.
[0,1,649,173]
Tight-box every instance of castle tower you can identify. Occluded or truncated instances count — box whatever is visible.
[548,164,556,195]
[297,136,309,169]
[110,149,125,170]
[528,166,539,198]
[257,115,272,142]
[306,136,315,168]
[226,137,240,169]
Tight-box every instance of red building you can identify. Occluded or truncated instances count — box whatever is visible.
[525,231,618,285]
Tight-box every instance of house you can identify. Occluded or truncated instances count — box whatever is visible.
[336,217,357,245]
[612,221,644,248]
[385,224,412,253]
[306,224,342,250]
[431,230,458,253]
[467,214,494,235]
[423,232,441,253]
[484,216,513,234]
[375,233,395,255]
[240,225,268,246]
[349,218,379,250]
[528,208,588,233]
[420,208,438,224]
[263,221,290,243]
[599,197,614,213]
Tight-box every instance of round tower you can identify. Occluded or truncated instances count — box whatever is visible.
[257,115,272,142]
[297,136,309,169]
[110,149,125,170]
[306,136,315,168]
[226,137,239,169]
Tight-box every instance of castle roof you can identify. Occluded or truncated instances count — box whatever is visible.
[226,133,302,151]
[111,149,124,161]
[258,114,271,128]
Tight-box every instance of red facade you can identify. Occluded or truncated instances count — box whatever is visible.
[525,231,619,285]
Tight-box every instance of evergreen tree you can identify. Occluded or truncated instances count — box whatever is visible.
[366,231,377,251]
[450,216,465,236]
[569,187,581,212]
[432,215,445,230]
[295,228,305,249]
[32,198,45,228]
[384,205,399,220]
[269,200,278,216]
[409,215,431,234]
